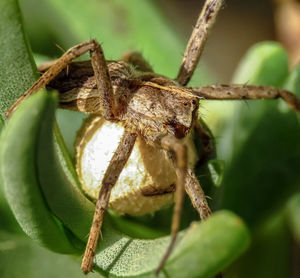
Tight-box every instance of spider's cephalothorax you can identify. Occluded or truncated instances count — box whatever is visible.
[48,60,199,144]
[6,0,300,275]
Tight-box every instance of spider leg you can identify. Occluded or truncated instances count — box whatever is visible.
[81,130,137,274]
[188,122,213,219]
[156,134,212,274]
[184,163,220,277]
[155,135,188,274]
[176,0,224,86]
[191,84,300,112]
[141,183,176,197]
[121,51,154,72]
[37,59,59,72]
[121,51,163,82]
[6,40,116,120]
[185,169,211,220]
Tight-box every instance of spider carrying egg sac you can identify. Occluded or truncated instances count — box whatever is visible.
[76,115,198,216]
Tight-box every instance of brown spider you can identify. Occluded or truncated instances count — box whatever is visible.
[6,0,300,275]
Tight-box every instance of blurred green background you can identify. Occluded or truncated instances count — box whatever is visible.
[1,0,300,277]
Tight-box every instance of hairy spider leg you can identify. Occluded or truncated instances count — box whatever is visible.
[122,51,154,73]
[191,84,300,112]
[81,130,137,274]
[176,0,224,86]
[155,135,188,275]
[155,134,213,275]
[185,169,212,219]
[121,50,214,272]
[6,40,115,120]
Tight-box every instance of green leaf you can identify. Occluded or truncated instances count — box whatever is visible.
[0,231,101,278]
[0,0,37,233]
[282,63,300,242]
[31,86,249,277]
[0,0,37,122]
[232,41,289,87]
[284,62,300,105]
[207,159,224,187]
[0,0,250,277]
[0,0,84,253]
[220,42,300,226]
[20,0,213,158]
[0,91,79,254]
[286,193,300,243]
[1,85,250,276]
[94,211,249,278]
[21,0,211,84]
[36,92,95,242]
[164,211,250,278]
[227,211,292,278]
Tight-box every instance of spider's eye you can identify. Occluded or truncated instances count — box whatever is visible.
[192,100,197,105]
[183,101,188,106]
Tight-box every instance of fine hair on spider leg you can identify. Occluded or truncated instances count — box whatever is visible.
[81,130,137,274]
[190,84,300,112]
[6,40,116,120]
[7,0,300,277]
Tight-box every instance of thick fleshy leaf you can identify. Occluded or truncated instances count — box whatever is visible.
[284,62,300,104]
[0,0,37,121]
[32,87,249,277]
[0,231,100,278]
[0,0,87,270]
[36,92,95,241]
[19,0,213,158]
[0,0,37,233]
[219,42,300,226]
[94,211,249,278]
[232,41,289,87]
[1,85,250,275]
[286,193,300,242]
[20,0,211,83]
[0,91,79,254]
[282,63,300,242]
[227,212,291,278]
[0,0,251,277]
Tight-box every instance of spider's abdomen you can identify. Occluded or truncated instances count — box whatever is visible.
[76,115,197,216]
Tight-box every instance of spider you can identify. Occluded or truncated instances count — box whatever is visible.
[6,0,300,275]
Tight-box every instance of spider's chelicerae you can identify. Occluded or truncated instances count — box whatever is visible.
[7,0,300,275]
